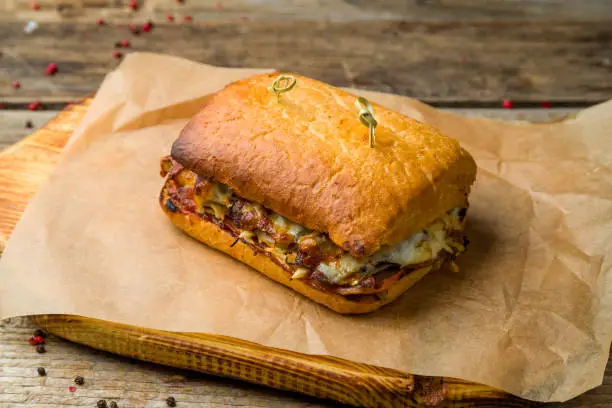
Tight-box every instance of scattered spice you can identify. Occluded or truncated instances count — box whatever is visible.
[68,386,77,392]
[28,101,42,111]
[74,375,85,385]
[166,396,177,407]
[109,402,118,408]
[97,400,108,408]
[540,101,552,109]
[31,2,40,10]
[36,344,46,354]
[37,367,46,376]
[34,329,48,338]
[12,80,21,89]
[166,14,175,22]
[45,62,58,76]
[112,51,123,59]
[128,0,138,11]
[184,16,192,23]
[502,99,513,109]
[96,17,105,25]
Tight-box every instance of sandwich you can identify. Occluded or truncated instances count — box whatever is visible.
[159,73,477,314]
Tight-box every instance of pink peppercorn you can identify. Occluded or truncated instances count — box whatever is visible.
[502,99,513,109]
[96,17,105,25]
[128,0,138,11]
[31,2,40,10]
[112,51,123,59]
[166,14,174,22]
[184,16,192,22]
[28,101,42,111]
[12,81,21,89]
[45,63,58,76]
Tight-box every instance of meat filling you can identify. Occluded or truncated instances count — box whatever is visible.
[161,157,469,296]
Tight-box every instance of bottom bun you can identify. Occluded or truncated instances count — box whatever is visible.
[160,187,440,314]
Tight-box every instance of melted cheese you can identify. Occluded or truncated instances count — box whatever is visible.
[185,177,464,286]
[315,212,462,285]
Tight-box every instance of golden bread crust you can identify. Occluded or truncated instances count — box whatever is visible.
[172,73,476,257]
[160,183,438,314]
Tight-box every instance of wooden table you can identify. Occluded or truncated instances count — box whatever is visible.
[1,1,611,407]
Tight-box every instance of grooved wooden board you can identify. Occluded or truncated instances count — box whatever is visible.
[0,100,544,407]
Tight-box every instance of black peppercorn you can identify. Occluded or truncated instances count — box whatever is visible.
[36,344,46,354]
[109,402,118,408]
[74,375,84,385]
[33,328,47,338]
[97,400,108,408]
[25,120,34,129]
[114,41,122,48]
[166,396,177,407]
[37,367,46,376]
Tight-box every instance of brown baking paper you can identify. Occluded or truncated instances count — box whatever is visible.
[1,53,611,402]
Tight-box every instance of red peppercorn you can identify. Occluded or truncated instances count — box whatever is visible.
[540,101,552,109]
[112,51,123,59]
[29,336,37,345]
[128,0,138,11]
[166,14,174,22]
[12,80,21,89]
[45,63,58,76]
[33,335,45,344]
[96,17,105,25]
[120,39,130,48]
[142,21,153,32]
[69,386,77,392]
[31,2,40,10]
[28,101,42,111]
[184,16,192,23]
[502,99,513,109]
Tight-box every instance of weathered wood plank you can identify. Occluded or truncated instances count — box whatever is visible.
[1,21,611,104]
[2,0,611,22]
[0,111,56,150]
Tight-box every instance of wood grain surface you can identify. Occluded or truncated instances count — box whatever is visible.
[0,20,611,104]
[2,0,612,22]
